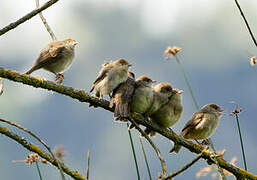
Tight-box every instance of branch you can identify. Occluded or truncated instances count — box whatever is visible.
[0,0,59,37]
[0,124,85,180]
[234,0,257,47]
[129,118,167,177]
[164,151,203,180]
[0,67,257,180]
[0,118,66,180]
[35,0,57,41]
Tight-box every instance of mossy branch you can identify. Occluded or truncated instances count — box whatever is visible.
[0,67,257,180]
[0,0,59,37]
[0,125,85,180]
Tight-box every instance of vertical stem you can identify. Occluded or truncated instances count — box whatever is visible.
[86,150,91,180]
[127,123,140,180]
[35,161,43,180]
[174,56,199,110]
[139,138,152,180]
[235,114,248,171]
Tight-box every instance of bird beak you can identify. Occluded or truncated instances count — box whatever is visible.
[177,90,183,94]
[218,110,225,116]
[128,64,132,67]
[152,80,157,83]
[74,41,78,46]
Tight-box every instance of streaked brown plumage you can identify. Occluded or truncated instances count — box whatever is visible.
[25,39,78,82]
[110,71,136,121]
[90,59,131,99]
[170,103,224,153]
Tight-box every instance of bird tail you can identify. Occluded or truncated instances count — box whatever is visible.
[89,86,94,93]
[114,103,129,122]
[169,143,182,153]
[25,67,35,75]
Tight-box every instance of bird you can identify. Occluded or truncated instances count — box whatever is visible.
[144,83,174,136]
[129,76,156,115]
[110,71,136,121]
[25,38,78,83]
[170,103,224,153]
[147,88,183,136]
[90,59,132,99]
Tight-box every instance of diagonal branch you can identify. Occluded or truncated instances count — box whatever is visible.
[0,67,257,180]
[0,125,85,180]
[0,0,59,37]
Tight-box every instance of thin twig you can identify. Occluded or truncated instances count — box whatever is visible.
[139,137,152,180]
[235,114,248,171]
[35,161,43,180]
[126,123,141,180]
[35,0,57,41]
[234,0,257,47]
[0,68,256,179]
[0,0,59,36]
[86,150,90,180]
[164,151,204,180]
[129,118,167,177]
[0,124,85,180]
[0,118,66,180]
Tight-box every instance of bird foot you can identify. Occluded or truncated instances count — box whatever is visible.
[55,73,64,84]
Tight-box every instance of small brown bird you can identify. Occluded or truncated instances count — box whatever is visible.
[148,88,183,136]
[90,59,132,99]
[25,39,78,82]
[110,71,136,121]
[130,76,156,115]
[170,103,224,153]
[144,83,174,136]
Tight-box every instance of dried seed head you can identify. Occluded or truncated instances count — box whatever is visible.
[54,144,65,161]
[41,159,48,164]
[25,153,39,165]
[157,172,162,179]
[250,56,257,66]
[164,46,182,59]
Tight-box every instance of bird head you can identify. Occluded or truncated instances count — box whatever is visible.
[136,76,156,87]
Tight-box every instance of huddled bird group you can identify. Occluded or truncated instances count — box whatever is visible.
[25,40,225,153]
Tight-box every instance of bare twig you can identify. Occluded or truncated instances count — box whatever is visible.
[0,118,66,180]
[129,118,167,177]
[0,67,256,179]
[0,124,85,180]
[234,0,257,47]
[35,0,57,41]
[164,150,204,180]
[0,0,59,37]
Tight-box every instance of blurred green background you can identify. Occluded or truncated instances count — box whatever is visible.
[0,0,257,179]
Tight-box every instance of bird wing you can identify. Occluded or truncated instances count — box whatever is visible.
[182,112,204,133]
[90,65,112,92]
[31,45,66,71]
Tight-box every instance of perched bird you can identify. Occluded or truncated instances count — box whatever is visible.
[144,83,174,136]
[90,59,132,99]
[147,88,183,136]
[25,39,78,83]
[0,78,3,96]
[130,76,156,115]
[170,103,224,153]
[110,71,136,121]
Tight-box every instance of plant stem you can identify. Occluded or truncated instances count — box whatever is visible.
[35,161,43,180]
[139,137,152,180]
[127,123,140,180]
[235,114,248,171]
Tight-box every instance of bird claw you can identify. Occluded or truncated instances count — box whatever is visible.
[55,73,64,84]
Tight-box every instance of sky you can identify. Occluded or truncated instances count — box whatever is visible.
[0,0,257,180]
